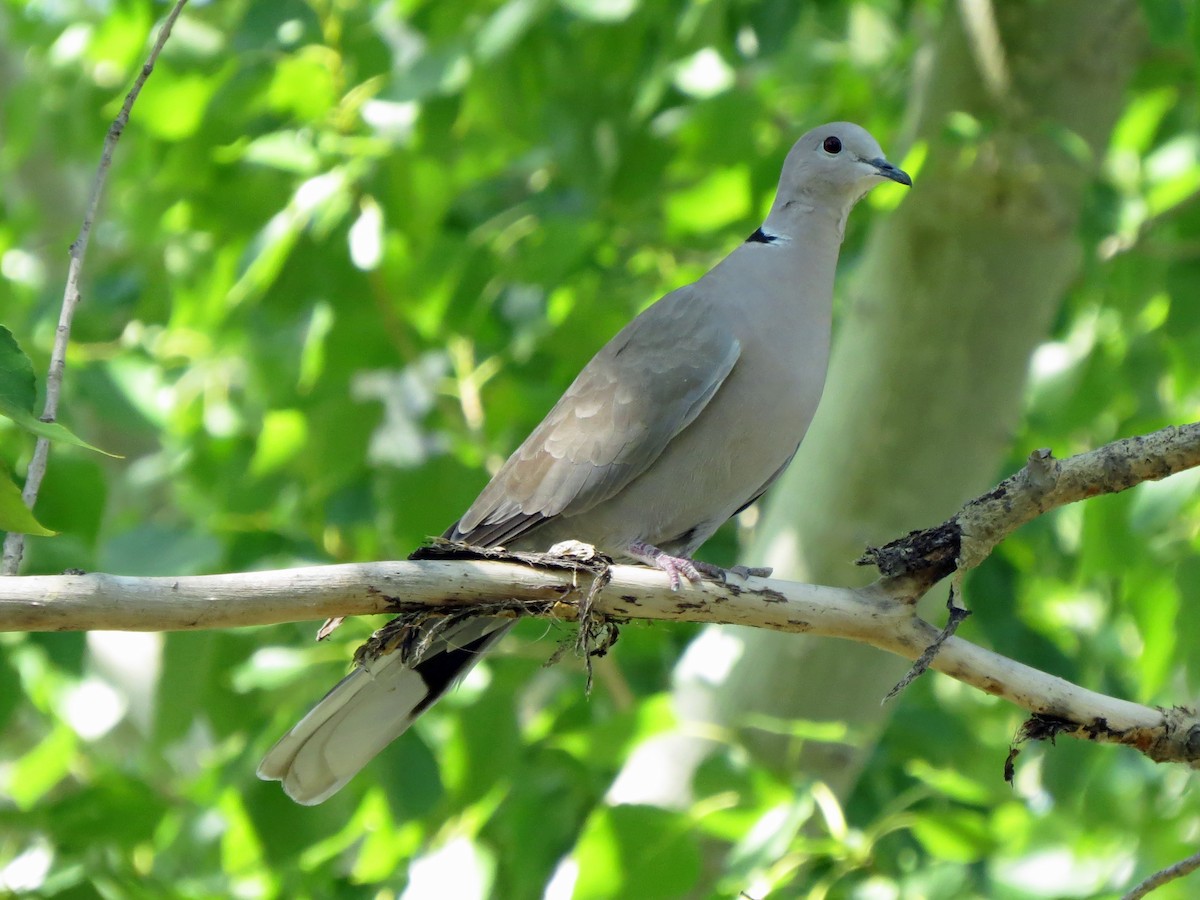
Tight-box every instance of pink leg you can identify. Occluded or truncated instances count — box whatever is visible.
[626,540,704,590]
[626,540,772,589]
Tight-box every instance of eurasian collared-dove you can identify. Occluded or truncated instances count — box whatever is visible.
[259,122,910,804]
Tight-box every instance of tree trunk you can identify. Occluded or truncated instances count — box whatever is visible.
[611,0,1143,807]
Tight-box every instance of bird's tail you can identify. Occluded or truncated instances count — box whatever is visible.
[257,616,515,805]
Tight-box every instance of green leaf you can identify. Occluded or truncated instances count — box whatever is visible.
[10,416,115,455]
[665,166,752,236]
[572,805,702,899]
[0,461,55,536]
[1122,568,1179,698]
[135,68,220,141]
[722,797,814,886]
[6,723,77,809]
[0,324,37,412]
[0,651,21,731]
[559,0,638,24]
[0,327,115,455]
[910,807,993,863]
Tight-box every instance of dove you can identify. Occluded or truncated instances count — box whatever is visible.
[259,122,911,804]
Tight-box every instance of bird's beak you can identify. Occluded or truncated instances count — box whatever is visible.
[869,157,912,187]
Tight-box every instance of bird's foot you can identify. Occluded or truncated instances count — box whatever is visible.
[705,564,772,585]
[627,540,704,590]
[690,559,731,580]
[627,541,773,589]
[729,564,773,579]
[692,560,773,581]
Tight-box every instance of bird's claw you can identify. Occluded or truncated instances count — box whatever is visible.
[627,540,703,590]
[626,541,770,589]
[729,564,772,579]
[694,561,772,581]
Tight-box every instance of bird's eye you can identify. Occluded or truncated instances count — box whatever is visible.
[822,136,842,154]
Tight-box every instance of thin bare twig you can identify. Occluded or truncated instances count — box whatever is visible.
[1,0,190,575]
[884,576,971,701]
[1123,848,1200,899]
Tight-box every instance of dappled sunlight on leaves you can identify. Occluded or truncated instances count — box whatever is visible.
[4,0,1200,897]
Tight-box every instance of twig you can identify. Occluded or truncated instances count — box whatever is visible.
[860,422,1200,588]
[884,576,971,701]
[1123,848,1200,899]
[1,0,190,575]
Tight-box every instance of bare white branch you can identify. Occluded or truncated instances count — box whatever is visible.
[1,556,1196,770]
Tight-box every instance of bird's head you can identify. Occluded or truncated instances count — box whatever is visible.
[768,122,911,230]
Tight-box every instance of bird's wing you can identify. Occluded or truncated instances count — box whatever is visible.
[449,287,740,547]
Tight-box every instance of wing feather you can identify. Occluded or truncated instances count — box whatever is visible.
[449,287,739,546]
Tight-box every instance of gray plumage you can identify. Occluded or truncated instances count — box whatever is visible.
[258,122,910,804]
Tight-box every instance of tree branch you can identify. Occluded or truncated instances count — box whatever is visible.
[860,421,1200,589]
[1,548,1197,772]
[1124,849,1200,900]
[3,411,1198,819]
[5,422,1200,779]
[1,0,190,575]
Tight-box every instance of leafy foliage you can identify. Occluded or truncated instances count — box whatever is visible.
[3,0,1200,897]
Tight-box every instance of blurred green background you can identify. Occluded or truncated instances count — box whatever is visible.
[3,0,1200,897]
